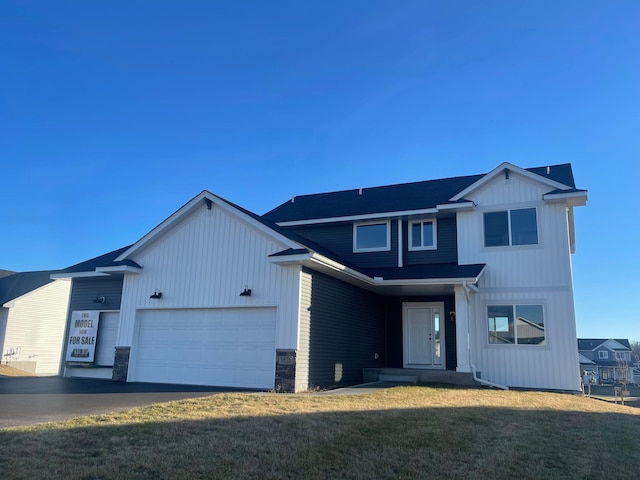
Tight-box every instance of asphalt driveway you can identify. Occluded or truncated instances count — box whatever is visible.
[0,376,252,428]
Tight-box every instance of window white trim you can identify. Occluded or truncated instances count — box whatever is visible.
[485,302,547,347]
[408,218,437,251]
[483,207,539,248]
[598,350,609,359]
[353,220,391,253]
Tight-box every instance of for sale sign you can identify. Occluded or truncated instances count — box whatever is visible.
[65,311,100,362]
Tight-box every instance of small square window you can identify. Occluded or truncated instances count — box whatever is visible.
[409,219,437,251]
[599,351,609,359]
[354,221,390,252]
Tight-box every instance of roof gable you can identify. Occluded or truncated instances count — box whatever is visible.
[450,162,574,201]
[115,191,302,263]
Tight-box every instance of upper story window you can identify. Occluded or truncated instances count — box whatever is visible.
[484,207,538,247]
[487,304,545,345]
[614,351,630,361]
[353,221,390,252]
[598,350,608,359]
[409,219,437,251]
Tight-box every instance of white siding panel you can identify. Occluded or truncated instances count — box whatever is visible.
[2,280,71,375]
[118,204,301,352]
[295,270,312,392]
[458,171,581,391]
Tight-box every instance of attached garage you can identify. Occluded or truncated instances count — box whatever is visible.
[131,307,276,389]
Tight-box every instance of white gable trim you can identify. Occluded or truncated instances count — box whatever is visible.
[450,162,572,202]
[115,191,302,262]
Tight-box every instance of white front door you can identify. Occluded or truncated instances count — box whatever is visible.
[403,302,445,369]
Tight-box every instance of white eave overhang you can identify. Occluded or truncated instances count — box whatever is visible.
[542,190,588,207]
[50,271,110,279]
[96,265,142,275]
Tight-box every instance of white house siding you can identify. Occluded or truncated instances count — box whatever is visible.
[295,269,312,392]
[457,171,581,391]
[117,202,302,383]
[1,279,71,375]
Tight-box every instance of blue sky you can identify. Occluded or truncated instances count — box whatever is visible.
[1,1,638,340]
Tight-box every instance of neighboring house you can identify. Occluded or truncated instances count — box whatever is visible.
[54,161,587,392]
[578,338,634,385]
[0,271,71,374]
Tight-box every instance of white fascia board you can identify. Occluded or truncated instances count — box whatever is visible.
[117,190,302,262]
[95,265,143,274]
[435,201,476,211]
[276,208,439,227]
[450,162,572,201]
[542,191,588,206]
[50,271,110,279]
[268,253,313,265]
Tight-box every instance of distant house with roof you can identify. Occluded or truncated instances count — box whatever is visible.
[0,271,71,374]
[578,338,633,385]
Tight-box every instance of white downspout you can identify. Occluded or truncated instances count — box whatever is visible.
[463,280,509,390]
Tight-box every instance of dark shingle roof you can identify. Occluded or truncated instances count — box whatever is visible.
[263,163,576,223]
[0,271,58,305]
[61,245,140,273]
[577,338,631,350]
[0,269,16,279]
[359,263,486,281]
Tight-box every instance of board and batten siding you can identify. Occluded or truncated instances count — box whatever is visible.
[296,268,385,390]
[2,279,71,375]
[456,171,581,391]
[118,203,302,351]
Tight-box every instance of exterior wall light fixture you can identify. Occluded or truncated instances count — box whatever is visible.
[93,296,106,304]
[150,290,163,299]
[239,286,252,297]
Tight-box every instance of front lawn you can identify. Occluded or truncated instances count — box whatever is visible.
[1,386,639,479]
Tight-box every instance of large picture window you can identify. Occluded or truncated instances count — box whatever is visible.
[488,304,545,345]
[353,221,390,252]
[409,219,437,251]
[484,208,538,247]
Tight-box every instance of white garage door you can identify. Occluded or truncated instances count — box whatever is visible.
[132,308,276,389]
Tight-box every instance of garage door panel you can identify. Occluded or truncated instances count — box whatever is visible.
[133,308,276,389]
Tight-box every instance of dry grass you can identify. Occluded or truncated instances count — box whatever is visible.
[0,364,34,376]
[1,386,639,479]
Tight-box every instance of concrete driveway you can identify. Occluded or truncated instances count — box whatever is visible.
[0,376,252,428]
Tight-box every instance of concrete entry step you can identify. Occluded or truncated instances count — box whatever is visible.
[378,374,418,384]
[364,368,477,387]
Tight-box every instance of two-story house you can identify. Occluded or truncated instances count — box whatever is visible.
[55,161,587,392]
[578,338,633,385]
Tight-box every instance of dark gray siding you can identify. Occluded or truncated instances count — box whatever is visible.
[301,268,385,389]
[290,215,458,269]
[291,222,398,268]
[403,216,458,265]
[68,277,123,311]
[383,296,457,371]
